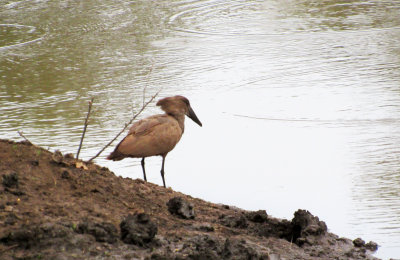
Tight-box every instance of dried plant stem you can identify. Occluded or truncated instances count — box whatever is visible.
[0,244,19,253]
[76,97,94,159]
[87,89,161,163]
[18,130,33,145]
[143,64,154,106]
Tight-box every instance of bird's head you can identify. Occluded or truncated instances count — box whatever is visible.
[157,95,202,127]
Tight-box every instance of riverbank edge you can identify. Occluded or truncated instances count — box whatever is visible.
[0,139,379,259]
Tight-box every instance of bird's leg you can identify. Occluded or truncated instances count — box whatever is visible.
[160,155,166,188]
[141,157,147,182]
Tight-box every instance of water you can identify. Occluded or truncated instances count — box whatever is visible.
[1,0,400,258]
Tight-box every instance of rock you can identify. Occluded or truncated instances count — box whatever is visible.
[219,214,248,228]
[2,172,19,188]
[222,238,270,259]
[245,210,268,223]
[182,234,220,259]
[194,223,215,232]
[251,217,293,240]
[52,150,64,164]
[166,197,195,219]
[291,209,327,246]
[64,153,75,159]
[61,169,71,179]
[120,213,157,246]
[1,223,73,248]
[77,221,118,243]
[51,150,70,166]
[365,241,378,251]
[353,238,366,247]
[177,235,270,259]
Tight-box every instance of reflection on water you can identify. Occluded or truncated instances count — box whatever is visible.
[1,0,400,258]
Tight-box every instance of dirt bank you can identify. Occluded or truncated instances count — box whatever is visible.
[0,139,378,259]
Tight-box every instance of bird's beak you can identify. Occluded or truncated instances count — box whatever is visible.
[187,106,202,127]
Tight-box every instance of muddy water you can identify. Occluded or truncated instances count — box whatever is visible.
[1,0,400,258]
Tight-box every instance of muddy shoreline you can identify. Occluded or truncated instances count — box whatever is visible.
[0,139,379,259]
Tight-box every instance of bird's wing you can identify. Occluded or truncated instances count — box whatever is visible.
[115,114,181,158]
[128,115,167,136]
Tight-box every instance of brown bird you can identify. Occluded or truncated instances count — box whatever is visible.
[107,95,202,187]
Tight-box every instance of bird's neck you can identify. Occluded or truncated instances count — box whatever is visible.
[168,113,185,133]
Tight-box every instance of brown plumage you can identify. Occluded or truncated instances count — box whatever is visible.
[107,95,202,187]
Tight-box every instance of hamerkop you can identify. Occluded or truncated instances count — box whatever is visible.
[107,95,202,187]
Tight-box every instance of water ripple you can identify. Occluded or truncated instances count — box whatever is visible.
[0,24,44,51]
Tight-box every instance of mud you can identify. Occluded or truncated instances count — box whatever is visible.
[0,139,379,259]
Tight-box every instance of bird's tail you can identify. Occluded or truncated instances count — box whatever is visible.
[106,150,125,161]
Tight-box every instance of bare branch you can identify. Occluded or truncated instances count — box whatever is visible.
[76,97,94,159]
[87,89,161,163]
[18,130,33,145]
[143,64,154,107]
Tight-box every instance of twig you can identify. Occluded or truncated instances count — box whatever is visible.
[0,244,19,253]
[18,130,33,145]
[76,97,94,159]
[143,64,154,107]
[87,89,161,162]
